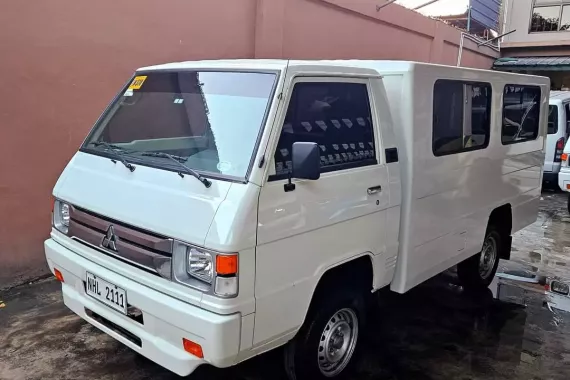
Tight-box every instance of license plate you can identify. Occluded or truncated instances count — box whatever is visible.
[85,272,127,315]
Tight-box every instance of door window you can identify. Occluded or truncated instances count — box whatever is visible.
[565,104,570,134]
[270,81,376,180]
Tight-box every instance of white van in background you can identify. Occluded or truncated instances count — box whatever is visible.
[44,60,548,379]
[544,91,570,186]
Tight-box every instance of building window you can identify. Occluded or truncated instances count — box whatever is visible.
[530,1,570,32]
[432,80,492,157]
[270,81,376,180]
[501,85,541,145]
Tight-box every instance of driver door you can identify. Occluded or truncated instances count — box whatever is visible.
[253,76,390,345]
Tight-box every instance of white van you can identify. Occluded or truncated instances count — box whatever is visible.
[44,60,548,379]
[543,91,570,186]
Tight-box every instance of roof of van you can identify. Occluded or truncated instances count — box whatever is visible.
[138,59,417,73]
[138,59,545,78]
[550,91,570,102]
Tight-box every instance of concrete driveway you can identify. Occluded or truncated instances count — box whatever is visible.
[2,192,570,380]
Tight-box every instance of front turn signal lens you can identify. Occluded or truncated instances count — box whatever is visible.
[183,338,204,358]
[216,255,238,275]
[54,268,64,283]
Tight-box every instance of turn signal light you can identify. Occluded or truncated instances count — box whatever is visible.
[216,255,238,275]
[183,338,204,358]
[54,268,64,283]
[562,153,568,162]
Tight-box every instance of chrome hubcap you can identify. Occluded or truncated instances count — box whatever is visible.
[318,308,359,377]
[479,235,498,279]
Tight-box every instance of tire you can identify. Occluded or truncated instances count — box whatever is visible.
[567,194,570,214]
[458,225,502,291]
[283,288,366,380]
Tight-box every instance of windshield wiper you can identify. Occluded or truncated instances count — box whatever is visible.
[141,152,211,188]
[142,151,188,163]
[90,141,136,172]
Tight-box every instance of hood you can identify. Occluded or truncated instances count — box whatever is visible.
[54,152,232,246]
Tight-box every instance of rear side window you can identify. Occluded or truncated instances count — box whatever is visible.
[432,80,492,156]
[566,104,570,134]
[270,81,376,180]
[548,105,558,134]
[502,85,541,144]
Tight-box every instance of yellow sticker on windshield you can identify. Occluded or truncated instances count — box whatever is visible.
[129,76,147,90]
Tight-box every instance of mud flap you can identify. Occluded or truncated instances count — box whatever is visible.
[502,235,513,260]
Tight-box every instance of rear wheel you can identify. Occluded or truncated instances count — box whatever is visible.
[567,194,570,214]
[458,226,502,290]
[284,288,365,380]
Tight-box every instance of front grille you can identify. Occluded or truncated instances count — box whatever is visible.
[69,206,172,277]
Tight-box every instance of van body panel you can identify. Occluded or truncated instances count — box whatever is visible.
[384,63,549,293]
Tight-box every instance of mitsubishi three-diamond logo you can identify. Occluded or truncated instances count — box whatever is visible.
[101,225,119,251]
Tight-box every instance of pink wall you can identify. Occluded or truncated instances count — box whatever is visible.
[255,0,498,65]
[0,0,498,287]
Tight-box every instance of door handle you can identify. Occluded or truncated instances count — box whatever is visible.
[367,185,382,195]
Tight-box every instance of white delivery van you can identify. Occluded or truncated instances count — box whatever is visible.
[45,60,549,379]
[543,91,570,186]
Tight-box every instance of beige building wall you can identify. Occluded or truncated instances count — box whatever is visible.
[502,0,570,48]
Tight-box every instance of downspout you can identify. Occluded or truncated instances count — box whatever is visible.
[457,33,500,67]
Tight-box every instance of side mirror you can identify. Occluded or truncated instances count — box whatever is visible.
[292,142,321,180]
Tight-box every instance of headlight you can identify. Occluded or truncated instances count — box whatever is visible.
[551,280,569,295]
[187,248,214,284]
[172,241,238,297]
[53,199,71,234]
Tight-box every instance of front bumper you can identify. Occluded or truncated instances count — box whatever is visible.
[44,238,241,376]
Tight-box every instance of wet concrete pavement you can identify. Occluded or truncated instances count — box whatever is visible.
[2,192,570,380]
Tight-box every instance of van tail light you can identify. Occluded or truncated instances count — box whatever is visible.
[555,137,565,163]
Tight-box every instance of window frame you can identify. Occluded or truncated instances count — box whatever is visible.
[431,79,493,157]
[501,84,542,145]
[267,76,379,182]
[529,0,570,33]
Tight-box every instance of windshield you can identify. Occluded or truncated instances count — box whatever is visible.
[83,71,277,179]
[548,105,558,134]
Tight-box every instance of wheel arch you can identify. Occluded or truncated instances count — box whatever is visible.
[303,254,374,326]
[488,203,512,260]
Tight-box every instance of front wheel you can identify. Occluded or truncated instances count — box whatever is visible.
[458,226,502,290]
[567,194,570,214]
[284,289,365,380]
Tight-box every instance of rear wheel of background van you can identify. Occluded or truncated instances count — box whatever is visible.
[457,225,502,291]
[283,288,366,380]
